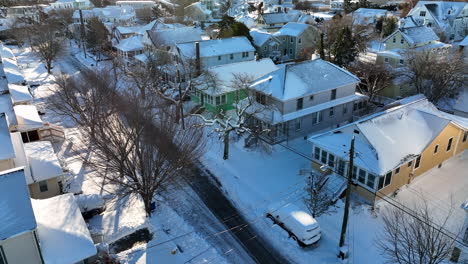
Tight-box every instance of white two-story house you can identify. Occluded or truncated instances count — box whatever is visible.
[245,57,367,143]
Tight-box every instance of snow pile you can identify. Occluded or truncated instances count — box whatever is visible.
[31,194,97,264]
[88,194,148,244]
[0,168,37,240]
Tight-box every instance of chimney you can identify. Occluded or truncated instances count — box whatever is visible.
[195,41,201,75]
[311,51,320,60]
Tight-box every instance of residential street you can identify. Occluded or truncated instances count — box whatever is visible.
[53,49,279,264]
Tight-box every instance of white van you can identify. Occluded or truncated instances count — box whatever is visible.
[266,203,321,247]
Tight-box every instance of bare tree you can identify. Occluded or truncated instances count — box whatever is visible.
[377,198,459,264]
[304,172,332,218]
[192,73,268,160]
[404,50,467,103]
[31,24,64,74]
[348,60,394,102]
[49,67,205,216]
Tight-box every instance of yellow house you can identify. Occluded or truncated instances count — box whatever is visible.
[308,95,468,204]
[0,168,44,264]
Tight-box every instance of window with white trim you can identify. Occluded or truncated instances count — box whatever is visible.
[378,171,392,190]
[358,169,366,184]
[328,153,335,168]
[366,173,376,189]
[321,149,328,164]
[314,146,321,160]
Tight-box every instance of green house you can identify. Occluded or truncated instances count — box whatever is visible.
[192,58,279,113]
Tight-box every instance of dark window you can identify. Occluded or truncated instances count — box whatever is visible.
[298,38,302,44]
[321,150,328,164]
[447,137,453,151]
[216,96,221,105]
[312,112,319,124]
[328,153,335,167]
[329,107,334,117]
[463,131,468,142]
[39,180,48,192]
[367,174,376,189]
[400,38,404,44]
[434,144,439,153]
[384,172,392,186]
[21,130,40,143]
[218,56,221,61]
[352,166,357,179]
[331,89,337,100]
[420,11,426,16]
[415,155,421,169]
[399,59,404,64]
[378,176,385,189]
[358,169,366,184]
[255,92,266,105]
[392,37,396,43]
[309,95,314,101]
[296,98,303,110]
[395,167,400,174]
[408,161,413,167]
[289,48,293,54]
[230,54,234,60]
[314,147,320,160]
[343,105,347,114]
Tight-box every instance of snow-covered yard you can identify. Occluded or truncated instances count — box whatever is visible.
[201,133,468,263]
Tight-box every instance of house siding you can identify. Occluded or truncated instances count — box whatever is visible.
[0,231,43,264]
[28,177,62,200]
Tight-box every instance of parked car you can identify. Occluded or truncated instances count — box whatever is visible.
[266,203,321,247]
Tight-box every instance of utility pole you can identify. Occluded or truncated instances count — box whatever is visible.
[79,9,87,58]
[338,136,355,259]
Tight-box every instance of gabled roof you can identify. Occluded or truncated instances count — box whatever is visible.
[408,1,467,28]
[250,59,359,101]
[13,104,43,132]
[250,29,276,47]
[114,35,144,52]
[176,36,255,58]
[23,141,64,184]
[9,84,33,105]
[274,22,310,37]
[0,168,37,240]
[146,26,202,48]
[259,12,300,25]
[384,25,439,46]
[309,95,468,175]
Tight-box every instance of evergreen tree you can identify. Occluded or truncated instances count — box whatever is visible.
[85,17,110,59]
[331,26,357,67]
[382,16,398,37]
[218,15,252,42]
[318,32,325,59]
[375,16,384,33]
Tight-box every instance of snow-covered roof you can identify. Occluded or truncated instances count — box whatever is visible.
[146,26,202,48]
[237,16,256,29]
[408,1,467,29]
[454,88,468,114]
[115,35,144,52]
[259,12,300,25]
[9,84,32,105]
[202,58,278,95]
[353,8,388,24]
[32,194,97,264]
[0,114,15,161]
[24,141,63,184]
[400,15,418,29]
[309,96,468,175]
[176,36,255,59]
[400,26,439,45]
[0,168,37,240]
[2,57,25,84]
[13,104,43,131]
[0,93,17,127]
[274,22,310,37]
[73,5,135,20]
[250,29,273,47]
[250,59,360,101]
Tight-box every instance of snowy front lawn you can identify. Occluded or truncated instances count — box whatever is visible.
[201,134,387,263]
